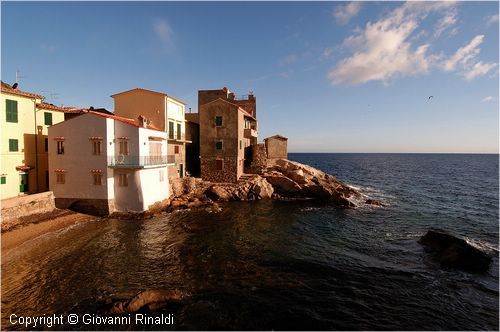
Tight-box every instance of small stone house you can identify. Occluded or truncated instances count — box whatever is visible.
[264,135,288,159]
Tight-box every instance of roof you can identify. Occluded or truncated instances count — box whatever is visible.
[1,81,45,100]
[36,102,84,113]
[265,135,288,141]
[48,110,163,132]
[200,98,257,121]
[110,87,186,105]
[87,110,162,131]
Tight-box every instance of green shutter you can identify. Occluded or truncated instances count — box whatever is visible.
[9,139,18,152]
[215,116,222,126]
[44,112,53,125]
[0,176,6,184]
[169,122,174,139]
[6,100,18,123]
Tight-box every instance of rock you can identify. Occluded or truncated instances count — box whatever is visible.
[103,289,187,315]
[285,168,307,185]
[418,229,493,273]
[248,177,274,199]
[365,199,386,207]
[263,172,302,195]
[205,185,234,201]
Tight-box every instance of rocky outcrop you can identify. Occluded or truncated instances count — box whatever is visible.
[419,229,494,273]
[205,175,274,201]
[102,289,187,315]
[260,159,361,207]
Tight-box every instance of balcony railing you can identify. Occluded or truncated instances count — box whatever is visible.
[244,128,258,138]
[108,155,169,168]
[167,131,192,143]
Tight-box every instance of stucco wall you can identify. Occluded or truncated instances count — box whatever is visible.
[48,114,110,201]
[113,91,166,131]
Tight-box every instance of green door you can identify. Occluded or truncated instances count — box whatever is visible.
[179,164,184,178]
[20,173,29,193]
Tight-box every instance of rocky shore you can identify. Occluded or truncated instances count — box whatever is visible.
[109,158,384,220]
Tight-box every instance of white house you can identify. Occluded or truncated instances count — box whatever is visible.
[111,88,191,179]
[48,111,170,214]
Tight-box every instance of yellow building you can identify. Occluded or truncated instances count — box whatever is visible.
[1,82,69,199]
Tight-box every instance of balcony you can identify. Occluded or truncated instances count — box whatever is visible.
[167,131,192,143]
[244,128,258,138]
[108,155,169,168]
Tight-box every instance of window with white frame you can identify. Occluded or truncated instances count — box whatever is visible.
[93,173,102,185]
[119,141,129,155]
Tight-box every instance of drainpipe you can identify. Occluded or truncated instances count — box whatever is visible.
[34,99,39,193]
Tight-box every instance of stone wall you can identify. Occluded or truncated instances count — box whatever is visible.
[265,137,288,159]
[248,144,268,173]
[1,191,56,232]
[55,197,112,216]
[201,157,238,183]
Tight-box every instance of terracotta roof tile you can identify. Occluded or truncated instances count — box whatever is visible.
[1,84,45,100]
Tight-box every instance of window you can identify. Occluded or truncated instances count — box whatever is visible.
[215,141,223,150]
[119,141,128,155]
[168,121,175,139]
[177,123,181,139]
[1,176,6,184]
[244,119,251,129]
[174,145,179,154]
[56,173,65,184]
[159,170,164,182]
[118,173,128,187]
[44,138,48,152]
[57,141,64,154]
[216,159,223,170]
[93,173,102,185]
[6,99,18,123]
[240,140,242,150]
[215,116,223,127]
[92,140,102,155]
[9,139,18,152]
[44,112,53,125]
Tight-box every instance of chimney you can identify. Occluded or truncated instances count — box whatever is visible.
[138,115,148,128]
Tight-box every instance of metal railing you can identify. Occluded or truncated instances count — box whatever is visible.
[167,131,190,141]
[108,155,168,167]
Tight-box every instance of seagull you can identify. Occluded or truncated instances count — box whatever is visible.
[428,95,434,100]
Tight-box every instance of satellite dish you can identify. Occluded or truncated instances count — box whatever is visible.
[12,83,18,89]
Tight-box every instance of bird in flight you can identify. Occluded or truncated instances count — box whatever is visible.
[428,95,434,99]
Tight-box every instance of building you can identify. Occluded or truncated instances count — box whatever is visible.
[111,88,190,180]
[185,112,200,177]
[197,87,258,183]
[48,111,170,214]
[0,82,76,199]
[264,135,288,159]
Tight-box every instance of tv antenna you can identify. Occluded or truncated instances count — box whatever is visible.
[15,68,26,84]
[41,90,60,103]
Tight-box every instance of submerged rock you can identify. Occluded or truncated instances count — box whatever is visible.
[418,229,493,273]
[102,289,187,315]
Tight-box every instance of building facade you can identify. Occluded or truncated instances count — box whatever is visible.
[264,135,288,159]
[197,87,258,183]
[112,88,189,180]
[1,82,70,200]
[48,111,169,214]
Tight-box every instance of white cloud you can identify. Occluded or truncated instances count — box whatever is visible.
[434,11,458,38]
[481,96,494,103]
[334,2,362,25]
[153,19,174,52]
[463,61,498,80]
[443,35,497,80]
[327,2,496,86]
[486,14,499,26]
[321,47,335,59]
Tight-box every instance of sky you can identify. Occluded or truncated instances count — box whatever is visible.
[2,1,499,153]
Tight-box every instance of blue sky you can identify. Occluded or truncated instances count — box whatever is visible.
[2,1,499,153]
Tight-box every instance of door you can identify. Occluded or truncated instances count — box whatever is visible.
[179,164,184,178]
[19,173,29,193]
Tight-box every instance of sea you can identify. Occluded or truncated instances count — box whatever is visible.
[1,153,498,330]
